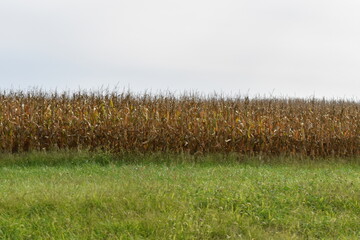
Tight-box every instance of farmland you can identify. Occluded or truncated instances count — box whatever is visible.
[0,90,359,157]
[1,91,360,239]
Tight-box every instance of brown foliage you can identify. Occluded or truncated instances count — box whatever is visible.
[0,90,359,156]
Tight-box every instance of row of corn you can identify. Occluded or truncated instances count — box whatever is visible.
[0,90,359,156]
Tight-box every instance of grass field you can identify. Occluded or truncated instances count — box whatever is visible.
[1,152,360,239]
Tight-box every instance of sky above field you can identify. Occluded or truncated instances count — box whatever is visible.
[1,0,360,99]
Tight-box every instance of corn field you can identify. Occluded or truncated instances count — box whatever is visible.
[0,90,359,156]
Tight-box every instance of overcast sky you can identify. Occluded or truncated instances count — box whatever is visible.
[1,0,360,99]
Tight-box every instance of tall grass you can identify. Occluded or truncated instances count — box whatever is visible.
[0,90,359,156]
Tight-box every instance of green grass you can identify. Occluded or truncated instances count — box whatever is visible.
[0,152,360,239]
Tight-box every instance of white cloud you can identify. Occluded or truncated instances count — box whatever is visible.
[0,0,359,99]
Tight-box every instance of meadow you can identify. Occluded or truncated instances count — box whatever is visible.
[0,152,360,239]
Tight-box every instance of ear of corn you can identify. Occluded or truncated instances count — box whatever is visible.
[0,90,359,157]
